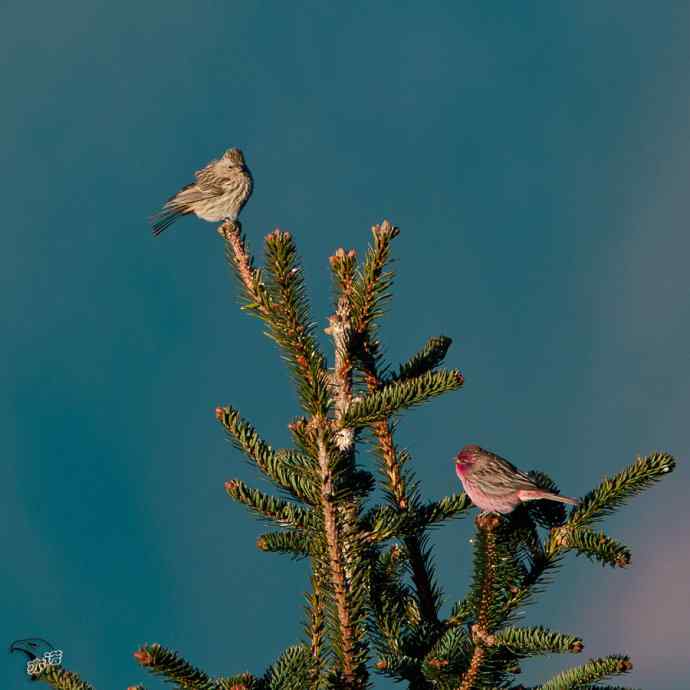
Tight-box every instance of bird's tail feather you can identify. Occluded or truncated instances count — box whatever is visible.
[547,493,578,506]
[518,490,579,506]
[150,206,188,236]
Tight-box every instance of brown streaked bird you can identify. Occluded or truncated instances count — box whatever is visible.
[151,147,253,236]
[454,444,578,514]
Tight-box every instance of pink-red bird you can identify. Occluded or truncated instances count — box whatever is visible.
[455,444,578,514]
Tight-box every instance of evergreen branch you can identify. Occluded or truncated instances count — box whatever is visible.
[351,220,400,336]
[419,492,473,526]
[360,505,412,542]
[491,512,564,627]
[494,626,583,656]
[222,224,329,416]
[564,528,631,568]
[568,452,675,528]
[498,550,563,624]
[469,516,527,627]
[341,369,464,428]
[371,418,408,507]
[421,626,472,680]
[220,220,270,316]
[349,225,451,639]
[458,645,487,690]
[361,361,445,630]
[538,655,633,690]
[287,417,320,458]
[370,424,443,627]
[374,654,421,680]
[39,666,96,690]
[262,645,314,690]
[445,599,473,628]
[316,432,367,689]
[332,468,376,503]
[215,673,264,690]
[369,546,414,656]
[216,406,320,504]
[329,247,358,300]
[305,575,326,688]
[387,336,453,384]
[405,532,443,629]
[263,229,330,416]
[459,514,502,690]
[133,643,215,690]
[326,250,373,688]
[459,514,531,689]
[326,249,356,453]
[257,530,311,558]
[224,479,314,528]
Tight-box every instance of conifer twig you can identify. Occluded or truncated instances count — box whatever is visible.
[216,406,320,505]
[316,247,371,687]
[361,360,442,627]
[219,220,266,311]
[349,225,449,632]
[493,626,583,655]
[458,513,502,690]
[223,479,314,528]
[305,575,325,686]
[341,369,464,428]
[133,643,216,689]
[257,529,310,557]
[40,666,96,690]
[327,247,357,452]
[316,431,361,687]
[538,655,633,690]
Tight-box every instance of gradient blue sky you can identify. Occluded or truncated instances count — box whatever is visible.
[2,3,688,689]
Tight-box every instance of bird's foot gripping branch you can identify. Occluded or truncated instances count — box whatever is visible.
[35,219,676,690]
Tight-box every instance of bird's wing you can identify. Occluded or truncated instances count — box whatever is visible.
[194,164,224,194]
[164,182,195,205]
[474,452,537,494]
[194,156,218,177]
[164,178,221,210]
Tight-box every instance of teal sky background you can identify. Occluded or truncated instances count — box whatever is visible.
[2,3,689,689]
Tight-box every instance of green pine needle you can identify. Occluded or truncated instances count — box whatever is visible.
[419,492,473,526]
[257,530,311,558]
[538,655,633,690]
[494,626,583,656]
[262,645,314,690]
[262,230,330,417]
[341,369,464,428]
[352,220,400,336]
[388,336,453,383]
[567,528,631,568]
[224,479,315,529]
[570,452,675,528]
[133,643,216,690]
[216,673,264,690]
[39,666,97,690]
[217,406,321,505]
